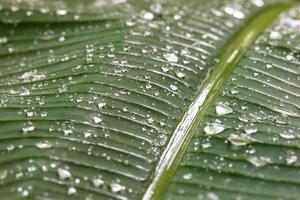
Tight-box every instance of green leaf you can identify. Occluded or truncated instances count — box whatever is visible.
[0,0,298,200]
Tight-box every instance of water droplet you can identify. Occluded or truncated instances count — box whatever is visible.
[169,84,178,91]
[35,141,52,149]
[286,54,294,61]
[224,6,245,19]
[287,152,297,165]
[175,71,185,78]
[57,168,71,179]
[228,134,253,146]
[279,129,297,139]
[0,37,8,44]
[67,187,76,195]
[244,127,257,134]
[20,71,45,81]
[0,170,8,180]
[19,87,30,96]
[246,156,270,167]
[161,67,170,73]
[142,11,154,21]
[92,115,102,124]
[22,122,35,133]
[163,53,179,63]
[56,9,68,15]
[266,64,272,69]
[92,177,104,187]
[110,182,125,193]
[98,102,106,109]
[251,0,264,7]
[204,122,225,135]
[182,173,193,180]
[269,31,282,40]
[216,102,233,115]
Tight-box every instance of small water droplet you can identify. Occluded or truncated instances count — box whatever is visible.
[216,102,233,115]
[0,37,8,44]
[56,9,68,16]
[57,168,71,179]
[169,84,178,91]
[98,102,106,109]
[279,129,297,139]
[92,115,102,124]
[110,182,125,193]
[182,173,193,180]
[224,6,245,19]
[22,122,35,133]
[286,152,297,165]
[246,156,270,167]
[19,87,30,96]
[35,141,52,149]
[204,122,225,135]
[92,177,104,187]
[163,53,179,63]
[175,71,185,78]
[228,134,253,146]
[269,31,282,40]
[142,11,154,21]
[67,187,76,195]
[244,127,257,134]
[0,170,8,180]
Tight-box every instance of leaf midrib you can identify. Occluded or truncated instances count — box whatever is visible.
[142,3,294,200]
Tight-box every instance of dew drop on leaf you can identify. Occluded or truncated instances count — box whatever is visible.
[92,115,102,124]
[92,177,104,187]
[0,170,7,180]
[246,156,270,167]
[22,122,35,134]
[182,173,193,180]
[169,84,178,91]
[57,168,72,180]
[204,122,225,135]
[216,102,233,115]
[67,187,76,195]
[35,141,52,149]
[110,182,125,193]
[228,134,253,146]
[163,53,179,63]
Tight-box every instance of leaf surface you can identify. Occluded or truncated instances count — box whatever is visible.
[0,0,298,200]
